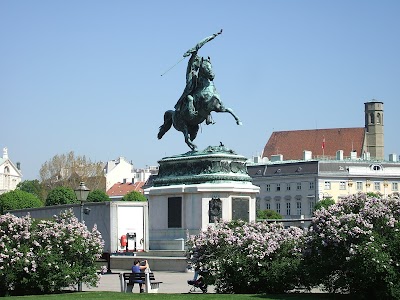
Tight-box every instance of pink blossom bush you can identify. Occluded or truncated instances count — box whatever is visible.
[0,213,34,295]
[302,193,400,299]
[0,210,104,296]
[186,220,304,293]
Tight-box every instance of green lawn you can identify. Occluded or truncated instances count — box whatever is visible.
[9,291,352,300]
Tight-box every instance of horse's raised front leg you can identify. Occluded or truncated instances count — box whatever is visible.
[212,97,242,125]
[218,106,242,125]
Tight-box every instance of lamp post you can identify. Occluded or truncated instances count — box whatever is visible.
[74,182,90,292]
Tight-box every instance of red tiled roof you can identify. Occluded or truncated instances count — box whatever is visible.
[262,128,365,160]
[106,182,145,197]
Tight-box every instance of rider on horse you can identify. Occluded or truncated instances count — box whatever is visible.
[158,30,241,151]
[174,30,223,125]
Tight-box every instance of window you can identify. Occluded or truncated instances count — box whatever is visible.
[286,202,291,216]
[309,181,315,190]
[265,202,271,210]
[276,183,281,192]
[266,184,271,192]
[297,182,302,190]
[168,197,182,228]
[296,202,302,215]
[309,202,315,214]
[371,164,382,171]
[286,183,291,191]
[339,181,346,190]
[324,181,331,190]
[393,182,398,191]
[374,182,381,191]
[4,166,10,190]
[356,182,363,190]
[276,202,281,214]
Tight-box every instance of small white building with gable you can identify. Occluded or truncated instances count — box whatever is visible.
[104,156,158,191]
[0,147,22,195]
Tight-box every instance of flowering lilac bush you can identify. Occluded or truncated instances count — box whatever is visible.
[186,220,304,293]
[302,193,400,299]
[0,213,34,295]
[0,210,104,296]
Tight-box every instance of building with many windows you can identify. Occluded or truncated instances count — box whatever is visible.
[248,156,400,219]
[249,100,397,218]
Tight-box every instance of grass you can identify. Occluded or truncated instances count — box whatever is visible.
[8,292,352,300]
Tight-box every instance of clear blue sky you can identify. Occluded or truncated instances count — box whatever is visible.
[1,1,400,180]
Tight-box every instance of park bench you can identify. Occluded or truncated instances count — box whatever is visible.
[119,272,162,293]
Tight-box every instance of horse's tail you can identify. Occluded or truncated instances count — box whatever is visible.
[158,110,174,139]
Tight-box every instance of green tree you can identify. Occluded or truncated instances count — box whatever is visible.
[17,180,45,202]
[0,190,43,214]
[45,186,77,206]
[87,189,110,202]
[257,209,283,219]
[367,192,382,198]
[121,191,147,202]
[314,197,335,211]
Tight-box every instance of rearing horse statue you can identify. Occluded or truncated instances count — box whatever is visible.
[157,30,242,151]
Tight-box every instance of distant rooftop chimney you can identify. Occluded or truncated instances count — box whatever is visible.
[363,152,371,160]
[389,153,397,162]
[16,162,21,170]
[252,155,269,164]
[350,151,357,160]
[270,154,283,162]
[336,150,344,160]
[303,150,312,160]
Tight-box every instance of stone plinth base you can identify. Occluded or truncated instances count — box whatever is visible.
[144,146,260,250]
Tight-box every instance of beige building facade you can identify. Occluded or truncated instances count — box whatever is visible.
[248,155,400,219]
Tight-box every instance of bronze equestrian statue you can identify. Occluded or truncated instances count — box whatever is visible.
[158,30,242,151]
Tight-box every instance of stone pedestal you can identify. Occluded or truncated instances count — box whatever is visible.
[144,145,260,250]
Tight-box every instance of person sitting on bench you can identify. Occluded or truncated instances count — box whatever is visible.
[131,259,149,293]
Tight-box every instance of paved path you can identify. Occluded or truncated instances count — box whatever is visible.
[83,270,322,294]
[83,270,211,294]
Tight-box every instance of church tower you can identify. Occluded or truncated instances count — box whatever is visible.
[364,100,384,160]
